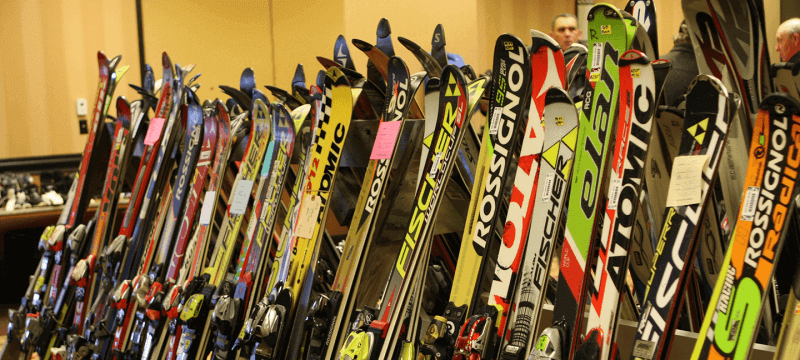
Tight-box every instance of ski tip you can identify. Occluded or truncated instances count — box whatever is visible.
[292,64,306,88]
[530,29,561,52]
[433,24,445,45]
[397,36,421,51]
[761,92,800,113]
[620,49,650,65]
[162,52,172,70]
[117,96,131,127]
[545,87,572,105]
[351,38,373,52]
[317,56,339,70]
[588,3,623,20]
[377,18,391,38]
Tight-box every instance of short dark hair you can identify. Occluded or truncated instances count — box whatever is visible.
[552,13,578,31]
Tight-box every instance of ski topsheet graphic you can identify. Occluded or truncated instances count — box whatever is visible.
[582,49,655,360]
[691,93,800,360]
[486,29,565,346]
[500,87,578,360]
[536,4,627,359]
[631,74,731,360]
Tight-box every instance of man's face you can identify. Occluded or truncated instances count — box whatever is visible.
[552,17,581,49]
[776,30,800,62]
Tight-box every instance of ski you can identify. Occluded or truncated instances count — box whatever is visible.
[578,49,656,360]
[136,99,207,360]
[175,97,271,360]
[338,64,469,360]
[210,102,296,360]
[532,4,628,359]
[301,56,417,360]
[499,85,579,360]
[629,74,731,360]
[624,0,659,58]
[691,93,800,360]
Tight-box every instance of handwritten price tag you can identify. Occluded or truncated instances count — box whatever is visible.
[198,191,216,225]
[144,118,166,146]
[666,154,709,207]
[370,121,403,160]
[229,180,255,215]
[295,193,321,239]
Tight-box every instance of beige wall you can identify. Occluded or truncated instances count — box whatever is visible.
[0,0,785,159]
[0,0,139,159]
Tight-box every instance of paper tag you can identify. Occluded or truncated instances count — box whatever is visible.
[144,118,166,146]
[295,193,322,239]
[489,107,503,135]
[430,153,443,178]
[229,180,255,215]
[542,173,555,202]
[631,340,656,359]
[370,121,403,160]
[666,154,709,207]
[740,186,760,221]
[607,178,623,210]
[591,42,603,69]
[198,191,216,225]
[631,68,641,78]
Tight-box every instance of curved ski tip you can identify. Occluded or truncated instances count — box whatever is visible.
[433,24,445,38]
[545,87,572,105]
[761,92,800,113]
[377,18,391,37]
[317,56,339,70]
[397,36,421,51]
[530,29,561,51]
[242,67,254,79]
[162,52,172,69]
[351,39,373,52]
[620,49,650,64]
[689,74,728,95]
[116,96,131,122]
[589,3,622,19]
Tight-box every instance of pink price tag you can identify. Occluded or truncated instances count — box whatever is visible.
[369,121,403,160]
[144,118,166,146]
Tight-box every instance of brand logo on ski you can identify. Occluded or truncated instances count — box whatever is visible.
[472,38,529,255]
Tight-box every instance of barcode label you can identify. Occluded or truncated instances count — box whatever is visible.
[430,153,442,178]
[740,186,759,221]
[608,178,623,210]
[542,173,555,202]
[591,43,603,69]
[489,107,503,135]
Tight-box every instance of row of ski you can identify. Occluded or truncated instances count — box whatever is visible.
[6,1,800,360]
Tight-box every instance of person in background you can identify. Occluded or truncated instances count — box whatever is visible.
[551,14,583,50]
[661,22,699,107]
[776,18,800,63]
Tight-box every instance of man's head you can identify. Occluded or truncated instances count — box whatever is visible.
[776,18,800,62]
[551,14,581,50]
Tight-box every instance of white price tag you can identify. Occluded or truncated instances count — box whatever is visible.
[740,186,760,221]
[229,180,255,215]
[541,173,555,202]
[607,178,623,210]
[489,107,503,135]
[430,153,443,178]
[295,193,322,239]
[198,191,216,225]
[665,154,709,207]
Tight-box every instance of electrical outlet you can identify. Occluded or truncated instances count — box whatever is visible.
[76,98,88,116]
[79,119,88,134]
